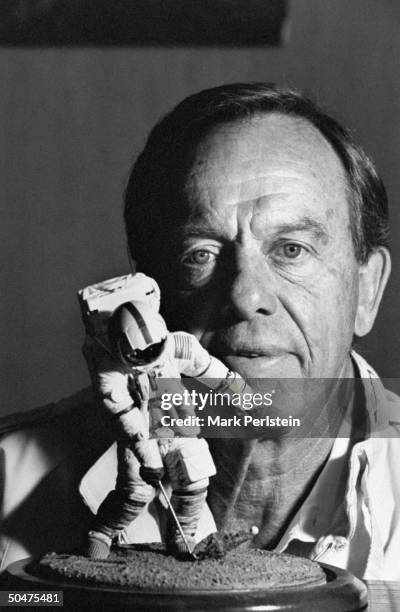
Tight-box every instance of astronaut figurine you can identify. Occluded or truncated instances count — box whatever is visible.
[81,283,251,560]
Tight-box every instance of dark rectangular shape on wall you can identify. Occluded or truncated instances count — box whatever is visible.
[0,0,288,46]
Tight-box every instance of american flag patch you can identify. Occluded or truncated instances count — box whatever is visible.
[174,333,192,360]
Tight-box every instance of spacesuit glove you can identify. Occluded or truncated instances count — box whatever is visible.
[211,372,254,413]
[213,372,250,395]
[135,438,164,484]
[132,437,164,478]
[139,465,165,486]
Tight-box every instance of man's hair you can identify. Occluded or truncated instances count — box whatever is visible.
[124,83,389,267]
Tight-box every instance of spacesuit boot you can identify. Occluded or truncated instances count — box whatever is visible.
[84,530,114,559]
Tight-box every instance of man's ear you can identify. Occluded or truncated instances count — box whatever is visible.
[355,247,391,337]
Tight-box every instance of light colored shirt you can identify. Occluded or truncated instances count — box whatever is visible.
[274,352,400,580]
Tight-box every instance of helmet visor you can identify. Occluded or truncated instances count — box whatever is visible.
[121,338,166,366]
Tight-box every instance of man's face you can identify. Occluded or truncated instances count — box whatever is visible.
[165,114,360,380]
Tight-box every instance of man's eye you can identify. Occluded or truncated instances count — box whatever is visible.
[282,243,304,259]
[179,245,221,287]
[271,241,311,264]
[183,249,215,266]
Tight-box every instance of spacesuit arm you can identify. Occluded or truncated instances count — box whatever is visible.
[92,357,148,440]
[82,326,163,476]
[96,357,164,477]
[172,332,215,377]
[173,332,253,397]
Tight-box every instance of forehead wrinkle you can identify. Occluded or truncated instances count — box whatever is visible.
[249,206,331,243]
[186,180,331,221]
[182,190,334,242]
[187,170,339,214]
[180,224,226,240]
[190,154,324,175]
[188,170,328,192]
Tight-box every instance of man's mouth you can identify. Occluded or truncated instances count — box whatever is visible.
[202,331,300,377]
[212,344,298,379]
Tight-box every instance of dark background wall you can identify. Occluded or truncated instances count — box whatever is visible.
[1,0,399,417]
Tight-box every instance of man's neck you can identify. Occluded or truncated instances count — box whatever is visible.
[208,355,357,547]
[253,357,357,547]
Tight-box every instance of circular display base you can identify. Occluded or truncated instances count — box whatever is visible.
[4,557,368,612]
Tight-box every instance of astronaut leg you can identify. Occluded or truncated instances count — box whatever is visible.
[168,482,209,556]
[85,442,154,558]
[160,438,215,556]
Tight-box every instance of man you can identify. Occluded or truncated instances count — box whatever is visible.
[123,83,396,579]
[0,83,398,579]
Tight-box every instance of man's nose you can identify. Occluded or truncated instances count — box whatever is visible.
[227,253,278,320]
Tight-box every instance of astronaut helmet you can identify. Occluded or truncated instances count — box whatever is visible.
[109,300,167,368]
